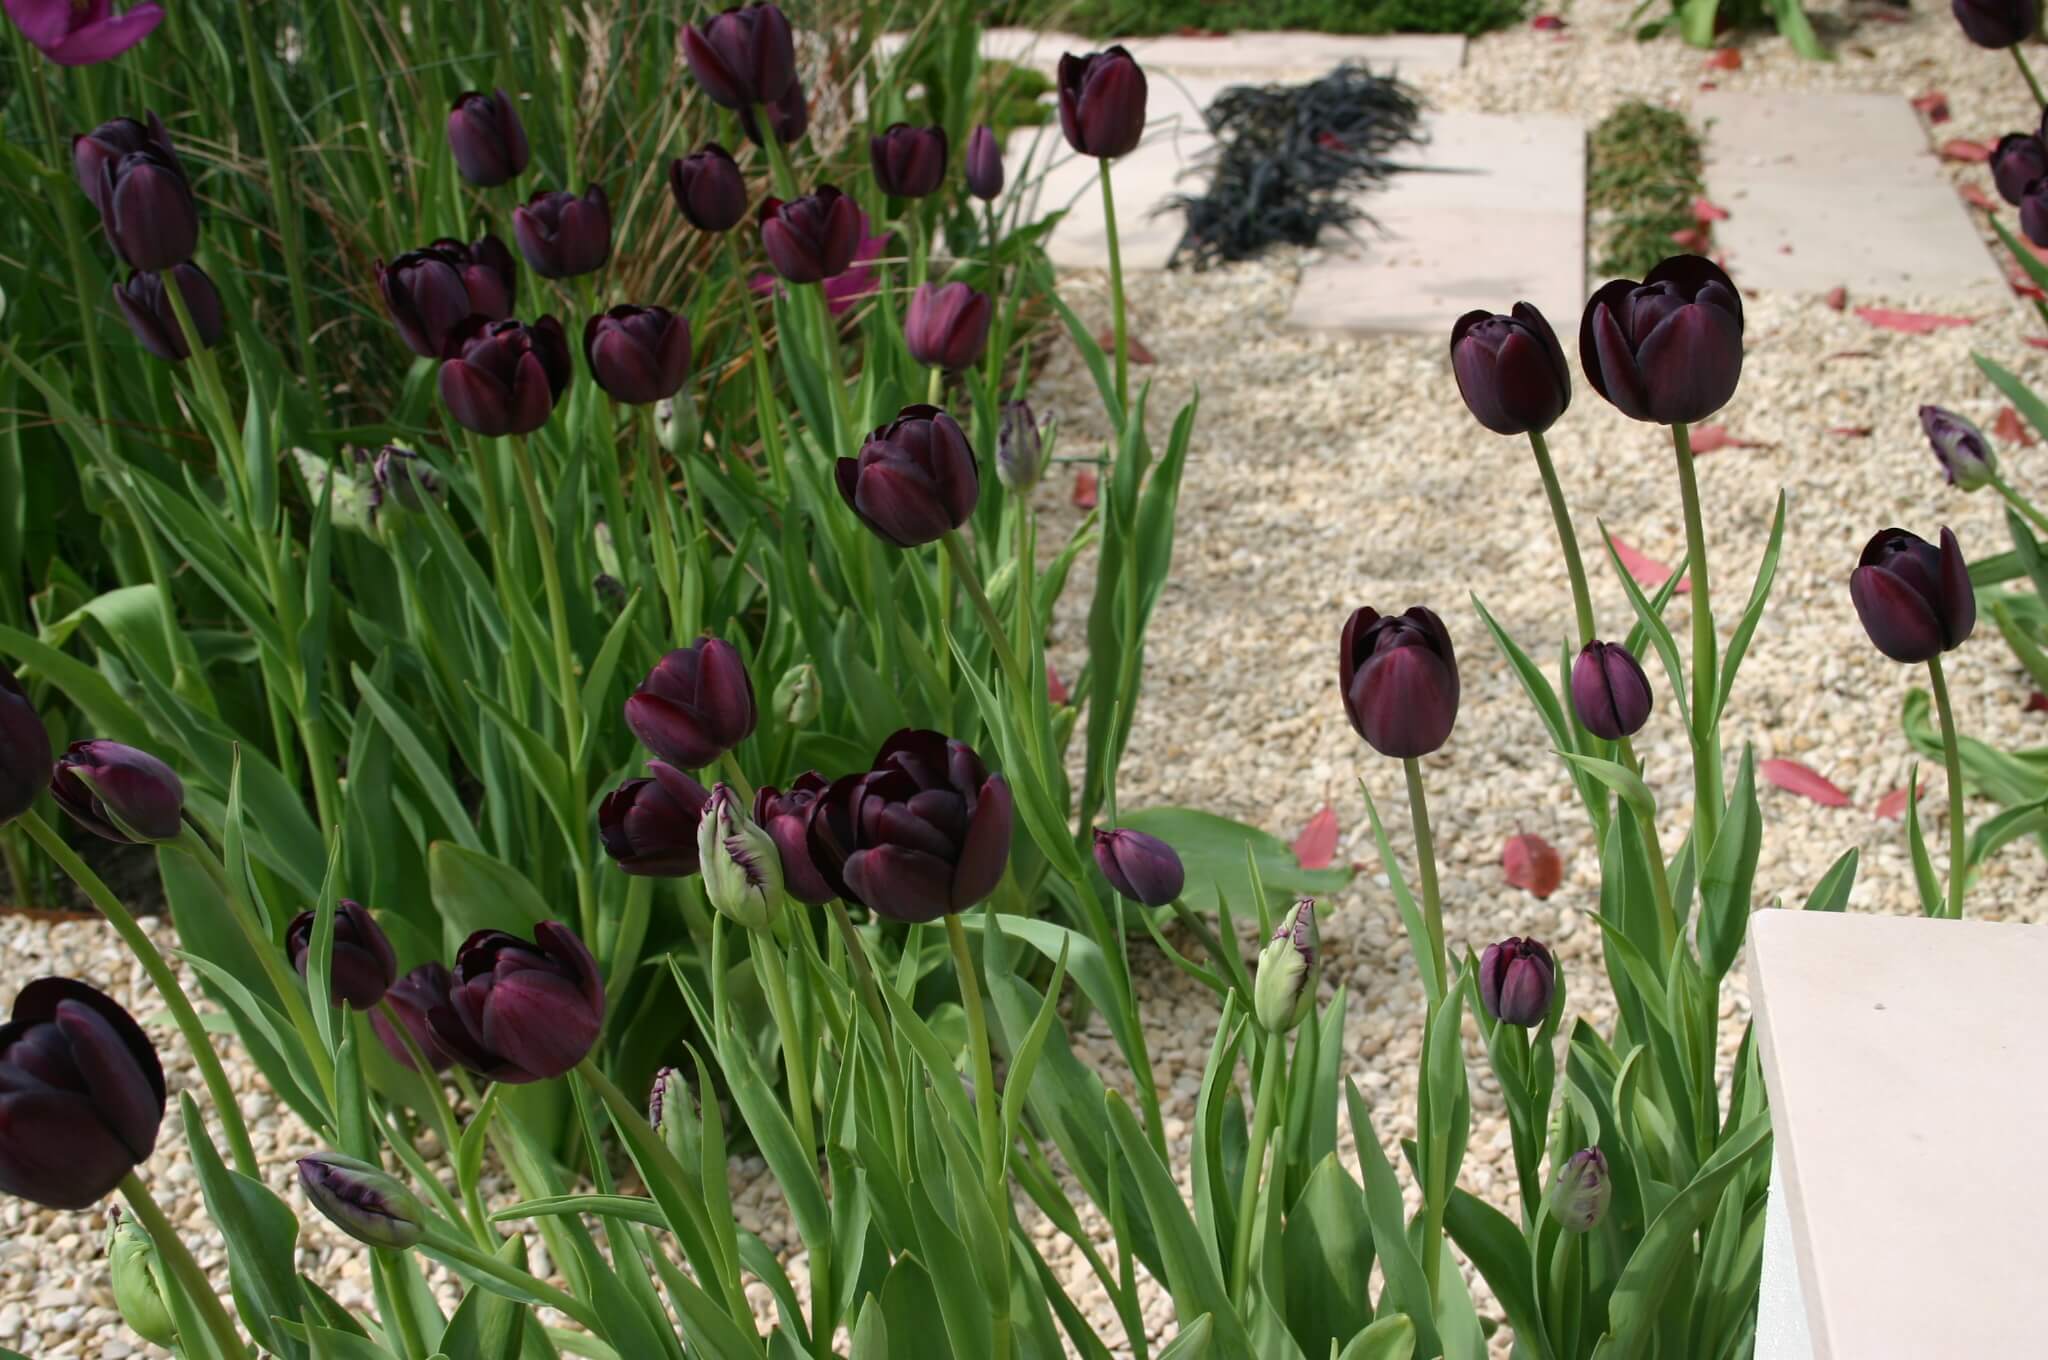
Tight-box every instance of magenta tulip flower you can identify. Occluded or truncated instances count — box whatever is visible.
[5,0,162,65]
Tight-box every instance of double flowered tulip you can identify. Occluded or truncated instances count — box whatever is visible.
[514,186,611,279]
[446,89,530,187]
[670,144,748,232]
[1450,302,1571,436]
[50,740,183,843]
[966,123,1004,201]
[870,123,948,198]
[904,282,992,371]
[370,963,454,1072]
[0,978,165,1209]
[1919,406,1996,491]
[598,762,712,876]
[754,773,835,904]
[113,265,223,363]
[0,670,49,827]
[286,902,398,1010]
[624,639,757,769]
[1992,133,2048,205]
[1480,936,1555,1027]
[1579,255,1744,426]
[699,783,785,929]
[584,305,691,405]
[1953,0,2037,46]
[759,186,861,283]
[1093,827,1185,906]
[837,405,980,548]
[1849,526,1976,664]
[1339,606,1460,759]
[1254,899,1319,1033]
[681,3,796,110]
[1570,640,1654,741]
[429,923,605,1083]
[1058,47,1148,159]
[6,0,162,65]
[297,1153,426,1249]
[437,316,572,437]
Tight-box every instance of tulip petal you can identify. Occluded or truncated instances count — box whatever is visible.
[4,0,72,49]
[47,3,162,64]
[854,461,948,547]
[1938,526,1976,648]
[625,693,721,768]
[439,359,512,437]
[1851,565,1945,663]
[952,775,1013,911]
[1634,302,1743,424]
[0,1090,138,1208]
[480,971,599,1080]
[1352,647,1457,758]
[845,844,956,922]
[52,1001,160,1159]
[1586,301,1652,420]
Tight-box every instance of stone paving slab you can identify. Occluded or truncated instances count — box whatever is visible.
[1697,91,2006,303]
[877,27,1465,76]
[1283,111,1586,337]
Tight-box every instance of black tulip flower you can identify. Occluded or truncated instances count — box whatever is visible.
[1849,526,1976,664]
[376,245,477,359]
[428,922,605,1083]
[598,761,712,876]
[433,233,518,320]
[2021,180,2048,249]
[1992,134,2048,205]
[584,305,691,405]
[297,1153,426,1249]
[1579,255,1745,426]
[446,89,530,187]
[1450,302,1571,436]
[759,186,861,283]
[437,316,572,437]
[1338,606,1460,759]
[966,123,1004,201]
[836,404,980,548]
[513,185,611,279]
[767,80,809,145]
[996,400,1044,493]
[369,963,454,1072]
[1480,936,1555,1027]
[112,264,223,363]
[871,123,948,199]
[804,730,1013,922]
[1058,47,1148,160]
[670,144,748,232]
[286,901,398,1010]
[1092,827,1185,906]
[50,741,184,844]
[1954,0,2037,47]
[904,282,993,372]
[0,670,50,829]
[754,773,836,905]
[73,113,181,209]
[624,639,757,769]
[1919,406,1997,492]
[0,978,165,1209]
[681,3,797,110]
[1571,640,1654,741]
[94,142,199,272]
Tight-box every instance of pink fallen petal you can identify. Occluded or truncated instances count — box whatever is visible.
[1670,226,1712,252]
[1824,285,1848,310]
[1609,536,1687,593]
[2027,691,2048,712]
[1688,424,1768,453]
[1531,12,1567,27]
[1292,806,1340,871]
[1071,468,1098,510]
[1829,425,1873,437]
[1704,47,1742,69]
[1994,405,2038,447]
[1855,307,1974,333]
[1939,138,1994,163]
[1692,196,1730,222]
[1911,90,1952,123]
[2027,337,2048,350]
[1873,786,1911,820]
[1501,833,1564,900]
[1961,182,1997,211]
[1046,663,1070,706]
[1760,759,1852,808]
[1824,350,1878,362]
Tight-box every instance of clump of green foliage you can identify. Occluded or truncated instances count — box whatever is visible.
[1588,100,1705,279]
[992,0,1526,38]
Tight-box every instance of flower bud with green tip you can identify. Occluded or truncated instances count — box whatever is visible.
[107,1214,177,1347]
[1548,1147,1611,1232]
[699,783,785,930]
[1254,898,1319,1033]
[773,663,820,727]
[297,1152,426,1249]
[1919,406,1996,492]
[649,1065,702,1171]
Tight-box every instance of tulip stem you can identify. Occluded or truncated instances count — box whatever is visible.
[1229,1031,1287,1305]
[377,999,490,1244]
[827,899,902,1082]
[1670,421,1724,854]
[1926,654,1971,919]
[945,912,1013,1360]
[1991,472,2048,535]
[422,1224,610,1335]
[1616,738,1679,959]
[1098,159,1130,414]
[942,530,1028,695]
[121,1172,255,1359]
[18,811,259,1178]
[1527,430,1596,648]
[1402,758,1447,995]
[2016,46,2048,109]
[750,935,817,1153]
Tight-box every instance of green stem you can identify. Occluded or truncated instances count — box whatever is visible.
[945,913,1012,1360]
[941,530,1027,693]
[1671,420,1723,853]
[2016,46,2048,109]
[1992,473,2048,535]
[1402,758,1446,996]
[1097,159,1129,413]
[121,1172,254,1359]
[1228,1033,1285,1302]
[751,936,816,1153]
[422,1224,609,1335]
[717,751,754,805]
[1927,654,1971,920]
[1528,429,1596,647]
[376,1000,489,1244]
[827,899,898,1076]
[375,1250,430,1359]
[636,404,689,641]
[1616,738,1678,959]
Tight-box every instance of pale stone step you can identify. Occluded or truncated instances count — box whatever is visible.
[876,27,1465,76]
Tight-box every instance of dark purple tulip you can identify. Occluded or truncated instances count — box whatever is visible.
[427,922,604,1083]
[904,282,992,371]
[1849,526,1976,664]
[681,3,796,109]
[446,89,530,187]
[11,0,163,66]
[1058,47,1148,159]
[598,762,712,876]
[1571,641,1654,741]
[49,741,183,844]
[0,978,165,1209]
[1480,937,1554,1027]
[870,123,948,199]
[759,186,861,283]
[376,245,477,359]
[624,639,757,769]
[2022,180,2048,250]
[1919,406,1996,491]
[836,404,980,548]
[966,123,1004,201]
[583,305,691,405]
[286,901,398,1010]
[805,730,1013,922]
[1954,0,2037,46]
[0,671,49,828]
[431,234,518,319]
[1992,134,2048,205]
[1579,255,1744,426]
[513,185,611,279]
[670,144,748,232]
[1338,607,1459,759]
[370,963,454,1072]
[1092,827,1185,906]
[437,316,572,437]
[755,773,835,904]
[768,80,808,145]
[1450,303,1571,436]
[111,264,222,364]
[73,113,180,209]
[95,144,198,272]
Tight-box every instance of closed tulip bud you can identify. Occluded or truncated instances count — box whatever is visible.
[1092,827,1185,906]
[0,669,52,828]
[772,663,820,726]
[755,774,836,905]
[1992,134,2048,205]
[1339,606,1460,759]
[50,740,184,843]
[96,144,199,272]
[871,123,948,199]
[759,186,861,283]
[1450,303,1571,435]
[1954,0,2037,46]
[996,401,1045,493]
[837,404,980,548]
[584,305,691,405]
[0,978,165,1209]
[1850,526,1976,663]
[768,80,809,145]
[514,185,611,279]
[1580,255,1744,426]
[1919,406,1996,491]
[370,963,454,1072]
[297,1152,426,1249]
[1549,1148,1611,1232]
[904,282,992,371]
[1480,936,1554,1027]
[648,1065,702,1169]
[625,639,757,768]
[446,89,530,187]
[1254,899,1319,1033]
[376,246,473,358]
[106,1216,176,1347]
[438,315,572,437]
[369,445,444,523]
[1571,641,1654,741]
[428,922,605,1082]
[599,762,712,876]
[286,901,398,1010]
[1058,47,1148,159]
[2022,181,2048,249]
[73,114,180,212]
[670,143,748,232]
[698,783,785,930]
[112,264,223,363]
[681,3,797,110]
[966,124,1004,201]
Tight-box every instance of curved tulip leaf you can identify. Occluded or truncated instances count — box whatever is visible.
[1356,779,1444,1007]
[1157,1315,1214,1358]
[1471,595,1606,826]
[1341,1079,1441,1358]
[1599,522,1693,731]
[1280,1154,1377,1353]
[426,842,549,949]
[434,1237,531,1360]
[488,1194,669,1230]
[1697,746,1761,983]
[182,1093,310,1359]
[1558,752,1657,825]
[1801,846,1859,912]
[1714,491,1787,728]
[1336,1315,1417,1360]
[1439,1185,1554,1360]
[1904,767,1943,918]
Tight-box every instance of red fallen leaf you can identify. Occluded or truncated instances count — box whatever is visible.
[1824,285,1848,310]
[1940,138,1994,163]
[1699,80,1719,91]
[1502,833,1564,900]
[1873,786,1911,820]
[1961,182,1997,211]
[1824,349,1877,362]
[2012,274,2046,302]
[1688,423,1767,453]
[2027,337,2048,350]
[1670,226,1711,252]
[1994,405,2038,446]
[1095,330,1156,364]
[1855,306,1974,333]
[1293,806,1340,871]
[2027,690,2048,712]
[1531,12,1566,27]
[1046,663,1070,706]
[1704,47,1742,69]
[1760,758,1853,808]
[1911,90,1951,124]
[1692,196,1730,223]
[1609,536,1688,593]
[1070,468,1098,509]
[1829,425,1874,437]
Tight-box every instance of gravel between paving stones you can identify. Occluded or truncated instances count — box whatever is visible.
[8,4,2048,1356]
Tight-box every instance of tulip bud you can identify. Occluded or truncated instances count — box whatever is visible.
[681,3,797,110]
[514,185,612,279]
[996,401,1045,493]
[1919,406,1996,492]
[438,315,573,437]
[1570,640,1654,741]
[1479,936,1554,1027]
[870,123,948,199]
[370,963,454,1072]
[584,305,691,405]
[428,922,605,1082]
[1992,134,2048,205]
[93,144,198,272]
[74,114,181,209]
[759,186,861,284]
[446,89,531,187]
[0,978,165,1208]
[286,901,399,1010]
[772,663,820,726]
[1339,606,1460,759]
[1548,1147,1611,1232]
[698,783,785,930]
[624,639,758,768]
[1092,827,1185,906]
[599,762,712,876]
[1953,0,2037,47]
[0,669,52,829]
[1058,47,1148,159]
[648,1065,702,1170]
[106,1215,177,1347]
[1580,255,1744,426]
[112,264,223,363]
[50,740,184,843]
[1849,526,1976,664]
[368,445,444,525]
[669,143,748,233]
[836,404,981,548]
[1254,899,1319,1033]
[1450,303,1571,436]
[966,124,1004,201]
[904,282,993,372]
[297,1153,426,1249]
